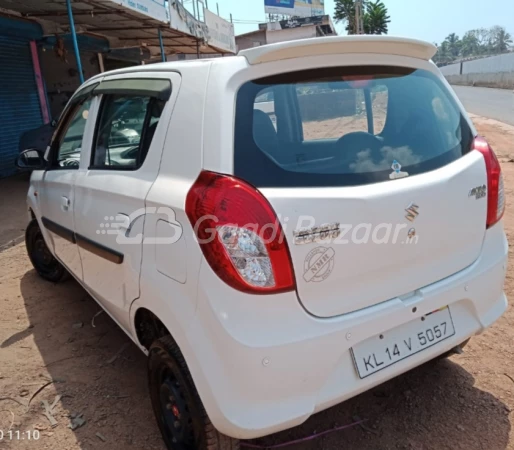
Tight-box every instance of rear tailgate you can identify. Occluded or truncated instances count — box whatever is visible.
[233,64,486,317]
[263,151,487,317]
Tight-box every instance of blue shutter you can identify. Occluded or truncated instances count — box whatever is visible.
[0,36,43,177]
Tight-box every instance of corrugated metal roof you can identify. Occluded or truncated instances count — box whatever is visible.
[0,0,229,57]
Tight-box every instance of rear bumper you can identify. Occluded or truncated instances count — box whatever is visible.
[186,223,508,440]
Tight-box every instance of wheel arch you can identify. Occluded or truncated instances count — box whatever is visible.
[129,299,243,439]
[133,307,173,351]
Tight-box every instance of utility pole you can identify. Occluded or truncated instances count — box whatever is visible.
[355,0,364,34]
[66,0,84,84]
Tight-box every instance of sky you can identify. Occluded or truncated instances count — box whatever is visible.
[197,0,514,44]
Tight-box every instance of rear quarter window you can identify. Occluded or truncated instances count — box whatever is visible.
[234,66,473,188]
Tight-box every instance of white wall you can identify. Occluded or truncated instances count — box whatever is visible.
[440,52,514,89]
[440,52,514,76]
[439,63,461,76]
[464,52,514,74]
[235,30,267,52]
[445,72,514,89]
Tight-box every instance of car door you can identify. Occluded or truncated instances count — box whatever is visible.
[38,94,96,279]
[73,74,179,332]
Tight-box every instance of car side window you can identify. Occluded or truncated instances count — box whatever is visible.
[54,98,92,169]
[91,95,165,170]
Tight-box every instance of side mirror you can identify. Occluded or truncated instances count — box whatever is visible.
[15,149,47,170]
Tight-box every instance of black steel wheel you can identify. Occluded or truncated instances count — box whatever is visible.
[148,336,239,450]
[25,219,69,283]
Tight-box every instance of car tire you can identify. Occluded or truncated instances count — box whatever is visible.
[25,219,69,283]
[148,336,240,450]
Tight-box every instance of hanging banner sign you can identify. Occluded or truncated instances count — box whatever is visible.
[108,0,169,23]
[204,9,236,53]
[264,0,325,18]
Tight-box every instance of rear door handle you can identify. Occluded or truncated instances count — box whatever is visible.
[116,214,131,234]
[61,196,70,211]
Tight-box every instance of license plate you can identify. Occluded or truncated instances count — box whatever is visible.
[351,307,456,379]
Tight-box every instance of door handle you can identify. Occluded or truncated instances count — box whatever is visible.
[61,196,70,211]
[116,214,131,234]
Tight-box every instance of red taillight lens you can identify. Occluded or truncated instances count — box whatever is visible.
[473,136,505,228]
[185,171,296,294]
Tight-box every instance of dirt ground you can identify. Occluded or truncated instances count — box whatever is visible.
[0,172,31,249]
[1,114,513,450]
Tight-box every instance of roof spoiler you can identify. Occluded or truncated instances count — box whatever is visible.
[239,36,437,65]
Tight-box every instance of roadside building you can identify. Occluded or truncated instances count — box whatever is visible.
[0,16,46,178]
[167,14,336,61]
[0,0,235,178]
[236,15,336,51]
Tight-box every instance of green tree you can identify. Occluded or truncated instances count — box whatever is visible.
[433,41,452,64]
[334,0,357,34]
[334,0,391,35]
[460,31,479,57]
[490,26,512,53]
[364,1,391,35]
[475,28,492,54]
[434,25,512,65]
[444,33,461,59]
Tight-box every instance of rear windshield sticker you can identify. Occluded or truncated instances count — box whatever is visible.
[389,160,409,180]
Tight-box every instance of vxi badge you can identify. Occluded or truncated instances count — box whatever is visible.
[469,184,487,200]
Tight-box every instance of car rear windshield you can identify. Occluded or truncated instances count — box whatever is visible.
[234,66,474,188]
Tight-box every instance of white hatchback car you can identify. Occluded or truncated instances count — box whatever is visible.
[17,36,508,450]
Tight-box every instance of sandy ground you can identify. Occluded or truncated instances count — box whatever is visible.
[0,115,513,450]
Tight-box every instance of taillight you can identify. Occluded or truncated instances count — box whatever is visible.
[473,136,505,228]
[185,171,296,294]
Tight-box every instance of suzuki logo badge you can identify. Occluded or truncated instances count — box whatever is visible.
[405,203,420,222]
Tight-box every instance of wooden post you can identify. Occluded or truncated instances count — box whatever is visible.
[97,53,105,72]
[29,41,50,124]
